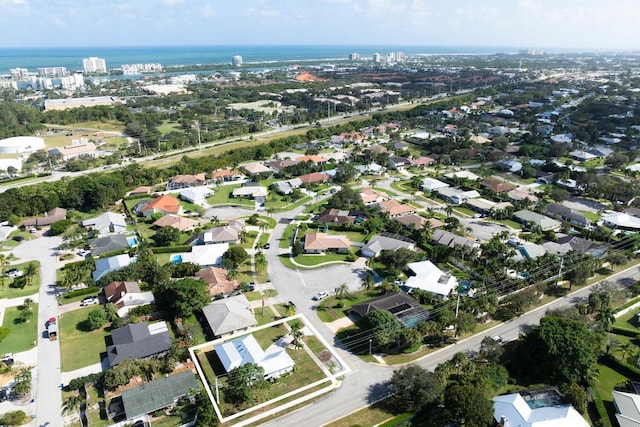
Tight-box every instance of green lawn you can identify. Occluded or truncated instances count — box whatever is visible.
[595,360,631,426]
[495,219,522,230]
[280,224,297,249]
[317,293,373,322]
[285,251,356,268]
[59,306,111,372]
[0,261,41,299]
[258,216,277,228]
[372,187,398,197]
[0,305,38,354]
[206,184,254,207]
[257,232,271,247]
[614,309,640,330]
[325,229,368,243]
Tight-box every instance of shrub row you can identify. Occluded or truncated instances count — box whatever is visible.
[63,286,100,299]
[150,245,193,254]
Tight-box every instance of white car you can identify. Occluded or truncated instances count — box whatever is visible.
[312,291,329,301]
[6,269,22,278]
[80,296,99,307]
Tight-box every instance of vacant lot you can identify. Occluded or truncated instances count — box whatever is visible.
[59,306,111,372]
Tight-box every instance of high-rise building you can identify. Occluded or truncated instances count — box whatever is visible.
[0,81,18,90]
[37,67,67,77]
[232,55,243,67]
[60,73,85,90]
[349,53,360,61]
[83,57,107,73]
[29,76,53,90]
[372,53,381,63]
[9,68,29,79]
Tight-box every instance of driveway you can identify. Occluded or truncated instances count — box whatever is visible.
[204,205,254,220]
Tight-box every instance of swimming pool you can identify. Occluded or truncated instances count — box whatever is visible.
[126,236,139,247]
[170,254,183,264]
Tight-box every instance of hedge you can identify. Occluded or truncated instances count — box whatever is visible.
[589,380,611,427]
[602,354,640,380]
[150,245,193,254]
[611,325,640,338]
[63,286,100,299]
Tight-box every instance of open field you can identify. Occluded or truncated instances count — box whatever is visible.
[59,306,110,372]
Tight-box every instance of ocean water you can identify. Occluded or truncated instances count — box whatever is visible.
[0,45,519,74]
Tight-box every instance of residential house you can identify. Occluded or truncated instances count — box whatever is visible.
[0,222,16,243]
[135,195,182,217]
[232,184,268,200]
[361,232,416,258]
[153,214,199,232]
[22,207,67,227]
[543,235,607,257]
[93,254,133,282]
[215,334,295,380]
[199,220,244,244]
[435,187,480,205]
[465,198,512,216]
[267,159,298,173]
[242,162,273,177]
[444,170,481,182]
[87,234,130,257]
[196,266,239,297]
[351,292,430,328]
[404,260,459,299]
[507,188,540,204]
[103,281,155,317]
[106,321,172,367]
[355,162,384,175]
[272,177,303,195]
[378,200,415,217]
[513,209,561,231]
[113,371,197,423]
[202,294,257,337]
[393,142,408,150]
[481,179,517,194]
[493,388,589,427]
[409,156,435,167]
[359,188,388,205]
[181,244,229,267]
[546,203,590,227]
[316,208,357,225]
[126,186,151,196]
[432,229,480,250]
[420,177,449,192]
[166,173,206,191]
[212,168,244,182]
[612,389,640,427]
[48,141,98,161]
[179,186,213,205]
[387,156,410,169]
[298,172,330,185]
[394,214,445,230]
[81,212,127,236]
[304,232,351,254]
[368,145,388,155]
[602,212,640,231]
[296,154,329,166]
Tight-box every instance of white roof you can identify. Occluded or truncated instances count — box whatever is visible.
[182,243,228,266]
[603,212,640,230]
[445,170,480,181]
[179,186,213,202]
[405,260,457,297]
[93,254,132,281]
[215,334,294,379]
[232,186,268,197]
[421,177,449,191]
[613,391,640,427]
[82,212,127,233]
[493,393,590,427]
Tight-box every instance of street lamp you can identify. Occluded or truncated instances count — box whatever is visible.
[369,339,372,356]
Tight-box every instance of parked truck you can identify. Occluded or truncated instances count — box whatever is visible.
[46,317,58,341]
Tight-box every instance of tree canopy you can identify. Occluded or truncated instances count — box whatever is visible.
[390,365,444,412]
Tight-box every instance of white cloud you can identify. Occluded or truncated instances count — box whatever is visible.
[163,0,185,6]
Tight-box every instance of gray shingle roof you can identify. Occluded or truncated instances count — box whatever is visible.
[122,371,197,419]
[107,322,172,367]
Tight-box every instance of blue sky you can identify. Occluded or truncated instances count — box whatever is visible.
[2,0,639,50]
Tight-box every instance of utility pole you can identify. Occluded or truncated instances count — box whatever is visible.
[196,119,202,151]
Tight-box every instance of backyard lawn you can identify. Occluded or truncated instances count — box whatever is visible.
[59,306,111,372]
[206,184,254,208]
[0,305,39,354]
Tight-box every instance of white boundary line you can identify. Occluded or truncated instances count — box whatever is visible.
[189,313,352,425]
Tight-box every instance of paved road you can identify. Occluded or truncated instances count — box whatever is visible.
[12,236,63,427]
[259,185,640,426]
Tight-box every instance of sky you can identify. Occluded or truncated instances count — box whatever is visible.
[2,0,640,51]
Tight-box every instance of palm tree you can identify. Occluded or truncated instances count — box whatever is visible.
[61,392,87,420]
[445,205,453,218]
[210,215,220,227]
[361,272,375,296]
[621,342,636,363]
[255,253,267,274]
[335,283,349,300]
[0,254,8,291]
[226,268,239,280]
[596,307,616,331]
[23,262,38,287]
[290,322,304,350]
[239,230,248,244]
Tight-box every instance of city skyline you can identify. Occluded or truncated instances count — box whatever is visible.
[1,0,640,51]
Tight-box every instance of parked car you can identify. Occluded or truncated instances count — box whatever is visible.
[6,269,22,278]
[312,291,329,301]
[80,296,98,307]
[263,243,270,250]
[492,335,504,344]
